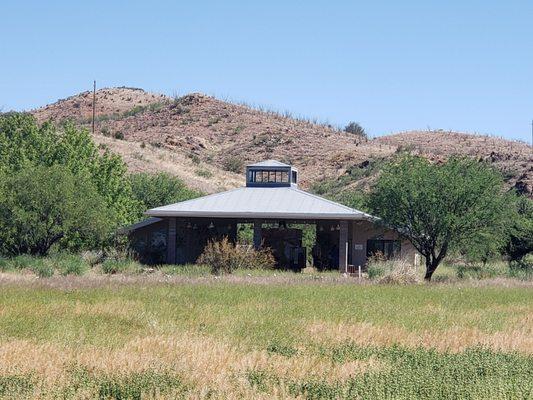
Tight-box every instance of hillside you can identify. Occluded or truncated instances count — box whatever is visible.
[31,87,532,198]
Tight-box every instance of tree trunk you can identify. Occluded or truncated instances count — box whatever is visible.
[424,258,439,281]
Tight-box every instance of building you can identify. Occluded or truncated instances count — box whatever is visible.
[125,160,416,272]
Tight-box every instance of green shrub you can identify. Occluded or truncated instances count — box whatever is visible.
[32,262,54,278]
[509,253,533,280]
[101,259,142,275]
[9,255,42,270]
[197,237,275,275]
[47,254,89,276]
[456,262,508,280]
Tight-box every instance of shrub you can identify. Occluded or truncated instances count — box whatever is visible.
[509,253,533,280]
[456,262,508,280]
[81,250,104,267]
[367,257,420,284]
[101,259,142,274]
[46,253,89,276]
[9,255,41,271]
[344,121,367,139]
[197,237,275,275]
[223,156,244,173]
[32,262,54,278]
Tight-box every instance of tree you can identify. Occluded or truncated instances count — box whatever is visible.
[368,155,510,280]
[129,172,201,218]
[0,165,112,256]
[505,196,533,261]
[344,122,367,139]
[0,113,138,229]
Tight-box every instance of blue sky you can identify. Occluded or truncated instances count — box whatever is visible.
[1,1,532,142]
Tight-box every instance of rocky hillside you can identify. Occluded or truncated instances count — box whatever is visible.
[31,87,532,197]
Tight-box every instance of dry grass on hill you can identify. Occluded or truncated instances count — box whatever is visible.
[32,87,533,196]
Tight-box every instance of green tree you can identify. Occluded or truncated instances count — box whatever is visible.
[129,172,200,218]
[0,113,138,229]
[506,195,533,261]
[368,155,509,280]
[0,165,112,256]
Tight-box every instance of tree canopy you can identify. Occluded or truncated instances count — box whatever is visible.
[129,172,201,219]
[0,113,138,227]
[0,113,140,255]
[0,165,112,255]
[368,155,510,280]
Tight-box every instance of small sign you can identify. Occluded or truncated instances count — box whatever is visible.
[354,244,363,251]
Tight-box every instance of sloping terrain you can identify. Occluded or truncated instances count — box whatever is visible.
[31,87,532,197]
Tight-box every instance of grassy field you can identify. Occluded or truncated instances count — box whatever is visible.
[0,275,531,399]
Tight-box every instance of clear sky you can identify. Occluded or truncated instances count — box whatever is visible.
[1,1,532,142]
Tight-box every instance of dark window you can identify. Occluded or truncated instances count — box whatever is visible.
[366,239,401,259]
[291,171,297,184]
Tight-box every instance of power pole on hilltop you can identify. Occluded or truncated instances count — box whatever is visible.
[92,80,96,135]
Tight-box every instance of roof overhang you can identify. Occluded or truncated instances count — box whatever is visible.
[145,210,373,220]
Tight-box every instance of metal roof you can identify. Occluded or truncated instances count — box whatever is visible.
[247,160,292,168]
[146,187,374,220]
[118,217,162,234]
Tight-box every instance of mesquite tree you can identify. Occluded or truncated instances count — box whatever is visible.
[368,155,509,280]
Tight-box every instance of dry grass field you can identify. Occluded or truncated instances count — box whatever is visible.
[0,273,531,399]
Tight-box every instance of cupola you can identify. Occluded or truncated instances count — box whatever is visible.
[245,160,298,188]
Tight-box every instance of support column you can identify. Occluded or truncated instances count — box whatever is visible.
[167,217,177,264]
[338,220,348,273]
[253,220,262,250]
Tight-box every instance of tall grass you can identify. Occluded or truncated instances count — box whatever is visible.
[0,282,530,398]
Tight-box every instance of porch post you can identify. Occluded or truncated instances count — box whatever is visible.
[339,220,348,273]
[167,217,177,264]
[253,220,262,250]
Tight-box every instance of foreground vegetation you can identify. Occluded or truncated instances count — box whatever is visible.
[0,278,530,399]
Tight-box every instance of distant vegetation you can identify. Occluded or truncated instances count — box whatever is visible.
[344,121,367,139]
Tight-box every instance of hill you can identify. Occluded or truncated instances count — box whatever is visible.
[31,87,532,198]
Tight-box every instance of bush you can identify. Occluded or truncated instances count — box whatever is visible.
[367,257,420,284]
[456,262,508,280]
[101,259,142,275]
[222,156,244,173]
[32,262,54,278]
[46,254,89,276]
[81,250,105,267]
[197,237,275,275]
[509,253,533,280]
[344,121,367,139]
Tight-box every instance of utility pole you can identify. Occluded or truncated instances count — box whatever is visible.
[92,80,96,135]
